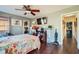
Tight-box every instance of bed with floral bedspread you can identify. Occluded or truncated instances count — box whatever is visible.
[0,34,40,54]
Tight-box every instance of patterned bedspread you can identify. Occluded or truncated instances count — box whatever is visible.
[0,34,40,54]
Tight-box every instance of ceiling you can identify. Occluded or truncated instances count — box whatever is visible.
[0,5,73,19]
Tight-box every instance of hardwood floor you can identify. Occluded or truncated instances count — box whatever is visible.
[63,37,77,54]
[28,43,62,54]
[36,43,61,54]
[28,42,78,54]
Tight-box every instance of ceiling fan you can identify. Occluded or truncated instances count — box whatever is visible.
[15,5,40,16]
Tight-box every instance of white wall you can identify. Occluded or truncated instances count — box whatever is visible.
[47,13,62,45]
[10,19,31,35]
[77,13,79,49]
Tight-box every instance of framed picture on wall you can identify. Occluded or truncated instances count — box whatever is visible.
[23,20,29,27]
[24,21,28,26]
[11,19,22,26]
[42,17,47,24]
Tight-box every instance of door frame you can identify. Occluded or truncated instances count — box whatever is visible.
[63,15,77,39]
[61,11,79,45]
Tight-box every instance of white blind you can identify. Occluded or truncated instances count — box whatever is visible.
[0,19,9,31]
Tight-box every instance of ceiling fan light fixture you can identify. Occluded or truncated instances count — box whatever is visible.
[26,11,30,14]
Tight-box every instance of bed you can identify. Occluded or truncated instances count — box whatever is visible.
[0,34,40,54]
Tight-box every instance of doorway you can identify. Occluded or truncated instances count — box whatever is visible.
[62,15,77,53]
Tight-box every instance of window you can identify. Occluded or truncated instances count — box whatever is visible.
[0,17,9,31]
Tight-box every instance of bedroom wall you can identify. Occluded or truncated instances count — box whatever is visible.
[0,11,31,35]
[76,13,79,49]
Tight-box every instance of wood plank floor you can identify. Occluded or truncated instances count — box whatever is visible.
[28,43,62,54]
[28,43,79,54]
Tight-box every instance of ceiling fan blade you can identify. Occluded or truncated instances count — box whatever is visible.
[27,5,30,8]
[31,11,36,16]
[31,9,40,12]
[15,9,26,11]
[23,5,31,11]
[23,5,27,8]
[24,5,30,8]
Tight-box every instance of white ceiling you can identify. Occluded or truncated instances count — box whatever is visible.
[0,5,73,19]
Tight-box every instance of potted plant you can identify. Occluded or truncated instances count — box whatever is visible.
[48,25,52,29]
